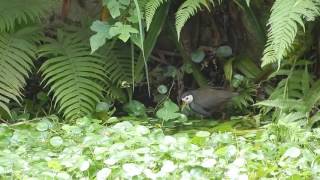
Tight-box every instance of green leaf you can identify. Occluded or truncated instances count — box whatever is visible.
[36,121,50,131]
[157,85,168,94]
[79,160,90,171]
[103,0,121,18]
[181,63,193,74]
[196,131,210,137]
[97,168,112,179]
[224,58,234,82]
[191,49,205,63]
[50,136,63,147]
[48,160,63,171]
[120,0,130,6]
[90,21,112,53]
[122,163,143,177]
[109,22,139,42]
[156,100,180,121]
[282,147,301,159]
[96,102,113,112]
[39,31,105,120]
[216,45,232,58]
[123,100,146,117]
[246,0,250,6]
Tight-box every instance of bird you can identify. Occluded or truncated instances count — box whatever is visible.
[180,87,238,117]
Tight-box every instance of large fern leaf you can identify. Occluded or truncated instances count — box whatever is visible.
[0,0,55,32]
[39,31,106,120]
[96,43,135,102]
[262,0,320,67]
[0,28,38,115]
[175,0,220,39]
[145,0,168,30]
[104,47,134,85]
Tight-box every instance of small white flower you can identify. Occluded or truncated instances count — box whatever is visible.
[96,168,111,180]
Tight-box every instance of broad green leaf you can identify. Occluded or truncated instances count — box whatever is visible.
[97,168,111,180]
[96,102,113,112]
[201,158,217,168]
[50,136,63,147]
[123,100,146,117]
[156,100,180,121]
[157,85,168,94]
[122,163,142,177]
[283,147,301,158]
[80,160,90,171]
[36,121,49,131]
[196,131,210,137]
[191,49,205,63]
[161,160,176,173]
[109,22,139,42]
[216,45,232,58]
[103,0,121,18]
[48,160,63,171]
[90,21,111,53]
[224,58,234,82]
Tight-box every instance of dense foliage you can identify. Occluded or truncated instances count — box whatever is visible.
[1,117,320,179]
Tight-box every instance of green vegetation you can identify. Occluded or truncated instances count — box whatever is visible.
[1,0,320,179]
[1,117,320,179]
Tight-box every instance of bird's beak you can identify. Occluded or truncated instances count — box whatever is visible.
[181,101,187,111]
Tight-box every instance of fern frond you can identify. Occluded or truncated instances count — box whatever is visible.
[96,44,135,102]
[262,0,320,66]
[145,0,168,30]
[39,31,106,120]
[0,0,55,32]
[175,0,219,39]
[100,44,134,86]
[256,99,306,112]
[0,28,38,115]
[268,118,306,143]
[304,80,320,113]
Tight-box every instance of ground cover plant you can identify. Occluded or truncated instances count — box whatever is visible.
[1,117,320,179]
[1,0,320,179]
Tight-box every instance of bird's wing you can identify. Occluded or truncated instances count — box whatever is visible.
[193,88,234,109]
[190,102,211,116]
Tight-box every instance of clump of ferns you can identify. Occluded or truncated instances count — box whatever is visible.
[257,60,320,143]
[264,113,309,143]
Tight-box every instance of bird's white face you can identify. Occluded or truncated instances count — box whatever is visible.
[181,94,194,104]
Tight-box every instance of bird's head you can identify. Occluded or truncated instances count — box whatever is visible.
[181,92,194,110]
